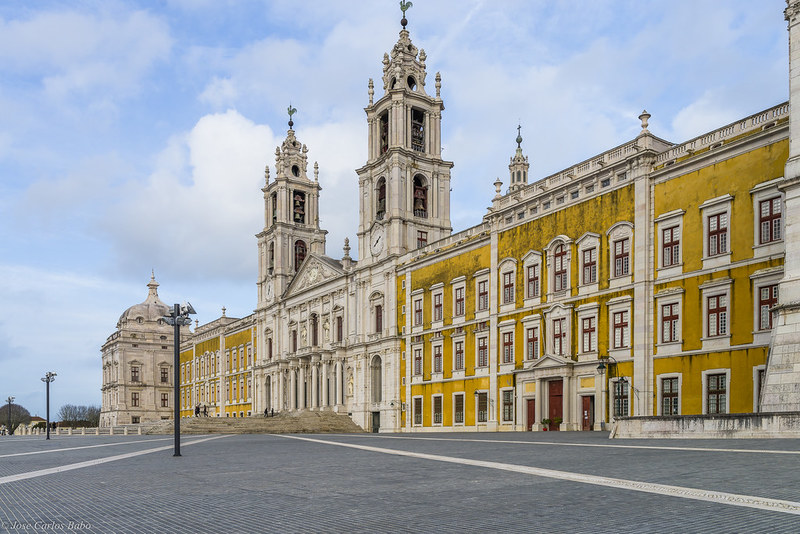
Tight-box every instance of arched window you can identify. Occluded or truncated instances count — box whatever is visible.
[379,112,389,154]
[554,244,568,292]
[271,192,277,224]
[293,191,306,224]
[411,109,425,152]
[268,242,274,273]
[294,240,307,271]
[413,175,428,218]
[371,355,382,403]
[376,178,386,220]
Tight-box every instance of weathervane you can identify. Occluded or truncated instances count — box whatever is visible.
[400,0,412,28]
[288,104,297,128]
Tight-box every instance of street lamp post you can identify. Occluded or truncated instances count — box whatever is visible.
[5,396,14,436]
[163,302,196,457]
[596,356,627,429]
[41,372,57,440]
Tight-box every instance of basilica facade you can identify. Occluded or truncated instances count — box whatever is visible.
[104,4,800,431]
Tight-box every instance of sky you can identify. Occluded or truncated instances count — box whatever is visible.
[0,0,790,418]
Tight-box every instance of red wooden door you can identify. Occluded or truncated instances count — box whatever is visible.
[526,399,535,430]
[548,380,563,431]
[582,396,594,431]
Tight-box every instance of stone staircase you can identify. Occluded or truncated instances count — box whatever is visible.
[140,411,365,435]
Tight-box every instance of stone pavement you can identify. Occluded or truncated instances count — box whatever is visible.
[1,431,799,533]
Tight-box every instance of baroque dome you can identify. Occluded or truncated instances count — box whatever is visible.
[117,273,170,326]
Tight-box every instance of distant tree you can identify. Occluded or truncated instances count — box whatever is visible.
[0,403,31,435]
[57,404,101,427]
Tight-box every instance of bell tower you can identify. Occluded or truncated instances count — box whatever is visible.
[356,8,453,263]
[257,108,327,306]
[508,125,530,193]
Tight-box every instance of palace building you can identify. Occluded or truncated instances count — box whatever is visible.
[103,4,800,431]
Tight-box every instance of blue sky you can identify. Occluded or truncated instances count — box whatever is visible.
[0,0,789,418]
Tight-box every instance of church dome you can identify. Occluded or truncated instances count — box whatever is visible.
[117,273,170,326]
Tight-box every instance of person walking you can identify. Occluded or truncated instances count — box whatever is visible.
[194,404,200,417]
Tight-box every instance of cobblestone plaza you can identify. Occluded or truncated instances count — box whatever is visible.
[1,432,800,533]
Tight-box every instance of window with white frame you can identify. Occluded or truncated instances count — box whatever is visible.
[582,316,596,353]
[613,310,630,349]
[751,181,784,257]
[706,373,727,414]
[502,271,515,304]
[654,210,683,276]
[433,292,443,322]
[759,197,782,244]
[612,380,628,417]
[759,284,779,330]
[553,318,566,355]
[662,227,680,267]
[614,238,630,277]
[432,395,443,425]
[526,326,539,360]
[582,247,597,284]
[662,303,679,343]
[661,377,679,415]
[707,294,727,337]
[476,392,488,423]
[502,390,514,422]
[454,340,465,370]
[502,331,514,364]
[454,286,465,317]
[433,344,443,373]
[477,279,489,311]
[413,348,423,375]
[454,393,465,424]
[708,212,728,256]
[413,397,423,425]
[553,244,568,292]
[477,336,488,367]
[527,264,540,298]
[414,297,423,326]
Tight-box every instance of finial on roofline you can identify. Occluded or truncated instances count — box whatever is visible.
[400,0,412,28]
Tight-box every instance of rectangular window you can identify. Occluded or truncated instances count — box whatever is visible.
[707,373,727,414]
[413,348,423,376]
[502,272,515,304]
[662,227,680,267]
[582,317,596,353]
[662,303,679,343]
[477,280,489,311]
[292,330,298,352]
[662,377,679,415]
[433,293,443,321]
[582,248,597,284]
[268,338,273,359]
[454,341,464,370]
[614,238,630,276]
[161,368,169,383]
[760,197,782,244]
[433,345,442,373]
[161,393,169,408]
[502,331,514,363]
[707,295,728,337]
[417,231,428,248]
[526,327,539,360]
[759,285,779,330]
[526,265,540,298]
[131,366,140,383]
[502,390,514,422]
[433,396,442,424]
[613,311,629,349]
[131,392,140,407]
[414,299,423,326]
[414,398,423,425]
[454,393,464,424]
[708,213,728,256]
[477,337,488,367]
[375,305,383,333]
[553,318,566,355]
[613,380,628,417]
[477,392,488,423]
[336,316,343,342]
[454,287,465,316]
[554,245,568,291]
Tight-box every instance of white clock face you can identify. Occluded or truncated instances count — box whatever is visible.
[370,226,385,256]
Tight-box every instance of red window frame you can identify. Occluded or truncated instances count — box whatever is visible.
[759,284,779,330]
[414,299,423,326]
[526,264,540,298]
[413,348,422,375]
[582,316,595,353]
[662,227,679,267]
[454,341,464,370]
[661,303,679,343]
[477,337,488,367]
[553,318,565,355]
[614,238,630,276]
[502,331,514,363]
[526,327,539,360]
[582,248,597,284]
[760,197,782,244]
[708,213,728,256]
[477,280,488,311]
[161,393,169,408]
[707,295,727,337]
[433,293,443,321]
[454,287,465,316]
[433,345,442,373]
[662,377,679,415]
[613,311,629,349]
[417,230,428,248]
[502,272,514,304]
[554,245,568,291]
[707,373,727,414]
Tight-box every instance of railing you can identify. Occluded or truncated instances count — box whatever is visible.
[655,102,789,164]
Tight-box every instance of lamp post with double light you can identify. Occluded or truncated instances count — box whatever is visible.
[5,396,14,436]
[597,356,628,429]
[163,302,196,457]
[41,372,57,439]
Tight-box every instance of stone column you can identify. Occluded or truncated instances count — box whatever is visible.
[337,361,344,406]
[290,368,297,411]
[761,0,800,412]
[298,365,306,410]
[311,364,319,409]
[322,362,329,408]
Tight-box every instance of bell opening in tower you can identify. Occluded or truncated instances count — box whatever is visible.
[380,112,389,154]
[413,175,428,218]
[411,108,425,152]
[294,240,307,272]
[376,177,386,220]
[271,192,277,224]
[293,191,306,224]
